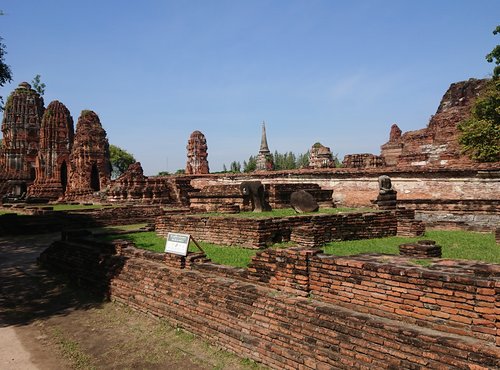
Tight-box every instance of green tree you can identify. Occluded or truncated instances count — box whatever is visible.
[229,161,241,173]
[486,25,500,78]
[243,155,257,172]
[240,150,311,172]
[157,171,170,176]
[458,26,500,162]
[175,169,185,175]
[296,151,310,168]
[0,36,13,110]
[31,74,46,96]
[109,144,136,179]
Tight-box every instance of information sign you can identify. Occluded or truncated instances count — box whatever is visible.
[165,233,190,256]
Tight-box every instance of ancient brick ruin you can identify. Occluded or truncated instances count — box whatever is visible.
[255,122,273,170]
[0,84,113,202]
[308,142,336,169]
[108,161,179,203]
[0,82,44,196]
[108,162,149,202]
[28,100,74,200]
[0,72,498,370]
[185,130,209,175]
[380,78,489,167]
[188,182,333,213]
[156,210,408,249]
[65,110,111,199]
[342,153,385,168]
[40,235,500,369]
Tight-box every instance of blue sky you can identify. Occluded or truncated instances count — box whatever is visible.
[1,0,498,175]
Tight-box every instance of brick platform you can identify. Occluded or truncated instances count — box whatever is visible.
[156,211,399,248]
[40,238,500,369]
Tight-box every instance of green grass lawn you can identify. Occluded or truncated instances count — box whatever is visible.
[104,232,257,268]
[101,229,499,267]
[195,207,376,218]
[323,230,499,264]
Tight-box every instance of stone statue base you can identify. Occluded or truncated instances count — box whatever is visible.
[376,189,397,210]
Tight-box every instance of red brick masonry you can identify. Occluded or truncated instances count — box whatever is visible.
[156,211,401,248]
[40,238,500,369]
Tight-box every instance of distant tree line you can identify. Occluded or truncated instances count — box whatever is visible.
[221,150,311,173]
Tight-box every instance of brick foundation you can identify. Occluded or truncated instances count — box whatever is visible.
[189,167,499,230]
[40,238,500,369]
[156,211,399,248]
[0,205,169,235]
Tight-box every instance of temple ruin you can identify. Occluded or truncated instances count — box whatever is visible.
[28,100,74,200]
[380,78,489,167]
[65,110,111,199]
[308,142,336,169]
[342,153,385,168]
[0,82,44,196]
[0,76,499,370]
[255,122,273,170]
[0,84,112,202]
[185,130,209,175]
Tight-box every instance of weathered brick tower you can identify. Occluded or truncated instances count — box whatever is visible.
[256,121,273,171]
[27,100,74,200]
[185,130,209,175]
[65,110,111,199]
[0,82,45,196]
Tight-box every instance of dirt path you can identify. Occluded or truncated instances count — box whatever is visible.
[0,234,264,370]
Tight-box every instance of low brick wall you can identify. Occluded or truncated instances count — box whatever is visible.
[155,211,398,248]
[309,254,500,345]
[0,205,168,235]
[396,199,500,231]
[40,238,500,369]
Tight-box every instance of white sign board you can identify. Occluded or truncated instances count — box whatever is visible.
[165,233,190,256]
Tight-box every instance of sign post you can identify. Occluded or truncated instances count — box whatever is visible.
[165,233,205,256]
[165,233,190,256]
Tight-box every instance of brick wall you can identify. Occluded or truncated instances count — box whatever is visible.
[398,199,500,231]
[40,239,500,369]
[309,254,500,345]
[189,167,499,230]
[155,211,398,248]
[0,205,167,235]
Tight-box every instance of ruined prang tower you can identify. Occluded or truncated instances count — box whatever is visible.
[65,110,111,199]
[185,130,209,175]
[308,142,336,169]
[28,101,74,200]
[256,122,273,171]
[0,82,45,196]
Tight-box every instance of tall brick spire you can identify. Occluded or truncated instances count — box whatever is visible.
[259,121,270,153]
[256,121,273,170]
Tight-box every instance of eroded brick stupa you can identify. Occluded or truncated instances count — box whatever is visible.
[256,122,273,171]
[185,130,209,175]
[308,142,336,169]
[0,82,44,196]
[65,110,111,198]
[380,78,489,167]
[28,100,74,200]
